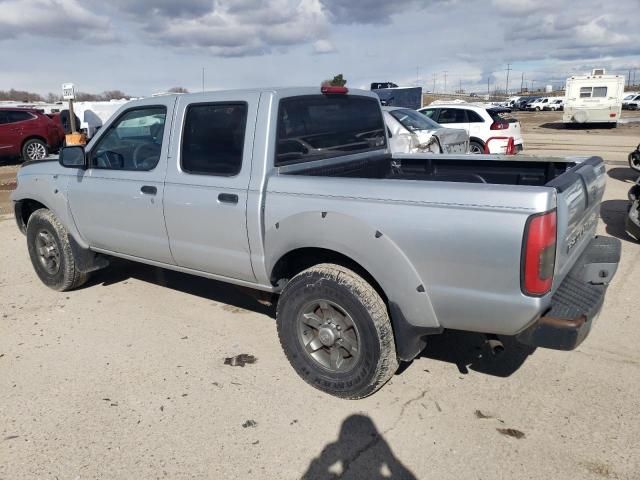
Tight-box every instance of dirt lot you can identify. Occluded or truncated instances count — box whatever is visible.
[1,113,639,479]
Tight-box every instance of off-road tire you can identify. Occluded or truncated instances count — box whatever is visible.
[276,264,398,399]
[26,209,88,291]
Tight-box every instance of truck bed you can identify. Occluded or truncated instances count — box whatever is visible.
[281,152,577,187]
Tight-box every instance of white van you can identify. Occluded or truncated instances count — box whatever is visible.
[563,69,625,125]
[527,97,551,111]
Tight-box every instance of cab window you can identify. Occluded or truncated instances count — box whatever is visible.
[92,107,166,171]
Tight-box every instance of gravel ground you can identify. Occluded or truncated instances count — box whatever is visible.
[1,116,639,479]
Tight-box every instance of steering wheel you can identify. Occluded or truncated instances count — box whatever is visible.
[132,143,161,170]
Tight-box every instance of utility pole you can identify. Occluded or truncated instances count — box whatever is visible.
[432,73,437,93]
[487,77,490,97]
[505,63,512,95]
[629,70,632,88]
[521,72,524,93]
[459,78,462,94]
[531,79,536,92]
[202,67,205,92]
[443,71,448,93]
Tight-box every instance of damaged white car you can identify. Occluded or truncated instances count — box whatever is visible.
[382,106,469,154]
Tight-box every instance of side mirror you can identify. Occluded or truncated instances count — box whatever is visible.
[59,146,87,169]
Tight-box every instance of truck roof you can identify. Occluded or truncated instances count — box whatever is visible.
[140,87,379,101]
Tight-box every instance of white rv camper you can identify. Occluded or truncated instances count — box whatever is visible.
[563,69,625,125]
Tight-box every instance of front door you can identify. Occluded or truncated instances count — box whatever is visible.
[67,97,177,263]
[163,92,259,282]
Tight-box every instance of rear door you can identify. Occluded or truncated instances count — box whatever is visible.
[68,97,176,263]
[163,91,259,282]
[465,109,485,141]
[436,108,469,133]
[0,111,33,156]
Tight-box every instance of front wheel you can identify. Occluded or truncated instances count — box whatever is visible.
[22,139,48,161]
[26,209,88,291]
[276,264,398,399]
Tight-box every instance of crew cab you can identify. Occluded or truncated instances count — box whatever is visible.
[12,87,620,399]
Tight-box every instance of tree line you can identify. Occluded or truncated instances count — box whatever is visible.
[0,86,191,103]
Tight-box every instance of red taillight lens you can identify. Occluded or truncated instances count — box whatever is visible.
[490,121,508,130]
[522,210,557,296]
[321,86,348,94]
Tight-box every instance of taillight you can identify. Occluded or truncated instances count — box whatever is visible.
[522,210,557,296]
[490,121,508,130]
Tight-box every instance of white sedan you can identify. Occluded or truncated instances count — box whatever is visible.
[382,106,469,154]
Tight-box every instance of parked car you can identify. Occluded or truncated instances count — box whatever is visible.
[515,97,539,110]
[622,93,640,110]
[382,106,468,154]
[544,98,564,111]
[0,108,63,162]
[624,97,640,111]
[12,86,620,399]
[527,97,552,111]
[418,103,523,154]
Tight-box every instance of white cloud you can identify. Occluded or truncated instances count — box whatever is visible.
[312,39,336,54]
[0,0,114,42]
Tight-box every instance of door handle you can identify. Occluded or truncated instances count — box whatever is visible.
[140,185,157,195]
[218,193,238,204]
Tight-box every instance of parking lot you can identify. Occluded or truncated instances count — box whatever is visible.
[1,110,639,479]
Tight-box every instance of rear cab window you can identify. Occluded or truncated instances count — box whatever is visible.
[275,95,386,166]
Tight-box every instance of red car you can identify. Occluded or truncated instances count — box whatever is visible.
[0,108,64,162]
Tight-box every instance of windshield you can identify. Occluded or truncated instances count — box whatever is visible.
[389,108,440,131]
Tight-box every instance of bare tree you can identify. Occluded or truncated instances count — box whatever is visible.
[168,86,189,93]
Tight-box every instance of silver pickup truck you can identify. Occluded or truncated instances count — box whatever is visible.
[11,87,621,399]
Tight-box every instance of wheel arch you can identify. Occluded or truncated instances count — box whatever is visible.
[265,211,442,361]
[14,198,48,234]
[21,135,49,150]
[469,136,485,147]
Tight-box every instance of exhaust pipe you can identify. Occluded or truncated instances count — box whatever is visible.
[486,334,504,356]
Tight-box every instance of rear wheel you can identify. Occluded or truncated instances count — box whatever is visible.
[22,139,48,162]
[276,264,398,399]
[469,141,484,154]
[26,209,88,291]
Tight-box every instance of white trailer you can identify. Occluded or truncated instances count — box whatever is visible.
[563,69,625,125]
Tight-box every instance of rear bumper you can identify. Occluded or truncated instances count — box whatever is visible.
[516,236,621,350]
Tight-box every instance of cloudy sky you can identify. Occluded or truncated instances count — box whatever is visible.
[1,0,639,96]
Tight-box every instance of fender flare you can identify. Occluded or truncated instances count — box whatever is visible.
[265,211,442,360]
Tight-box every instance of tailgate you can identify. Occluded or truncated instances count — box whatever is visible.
[547,157,607,289]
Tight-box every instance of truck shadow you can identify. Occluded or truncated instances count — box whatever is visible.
[413,330,536,377]
[88,259,276,318]
[600,199,635,243]
[302,414,416,480]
